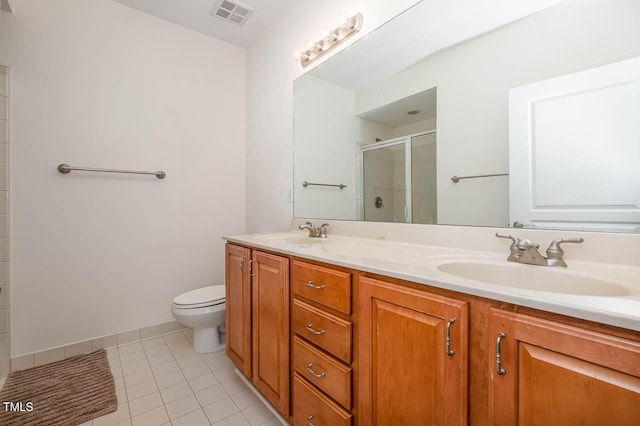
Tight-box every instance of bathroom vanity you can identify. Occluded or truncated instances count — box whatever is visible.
[224,231,640,425]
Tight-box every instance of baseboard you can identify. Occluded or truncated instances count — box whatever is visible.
[4,320,192,377]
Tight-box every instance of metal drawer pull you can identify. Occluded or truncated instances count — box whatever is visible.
[446,318,456,356]
[496,332,507,375]
[248,259,256,277]
[306,363,326,378]
[306,280,326,289]
[239,256,246,273]
[305,324,326,335]
[306,415,315,426]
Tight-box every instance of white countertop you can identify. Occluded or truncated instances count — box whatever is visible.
[224,232,640,332]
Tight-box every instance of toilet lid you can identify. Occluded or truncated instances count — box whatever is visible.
[173,285,225,306]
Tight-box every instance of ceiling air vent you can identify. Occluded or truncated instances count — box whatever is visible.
[211,0,254,26]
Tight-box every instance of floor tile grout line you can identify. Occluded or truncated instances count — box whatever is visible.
[117,339,171,424]
[146,334,208,422]
[110,345,134,425]
[172,344,228,425]
[179,345,238,424]
[134,338,172,424]
[170,339,253,426]
[103,334,273,426]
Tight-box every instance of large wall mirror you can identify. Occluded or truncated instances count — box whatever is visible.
[293,0,640,233]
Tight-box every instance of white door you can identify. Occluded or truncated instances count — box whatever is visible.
[509,56,640,232]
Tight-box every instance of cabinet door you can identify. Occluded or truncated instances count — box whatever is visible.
[252,250,290,418]
[225,244,252,378]
[488,309,640,426]
[359,277,469,425]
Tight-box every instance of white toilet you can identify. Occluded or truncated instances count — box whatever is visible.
[171,285,226,353]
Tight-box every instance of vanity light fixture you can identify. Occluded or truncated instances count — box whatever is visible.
[294,13,363,68]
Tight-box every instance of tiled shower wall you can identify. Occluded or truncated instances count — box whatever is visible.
[0,65,10,377]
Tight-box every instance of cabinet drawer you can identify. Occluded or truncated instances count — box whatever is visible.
[293,299,352,363]
[292,261,351,314]
[293,336,352,409]
[293,373,352,426]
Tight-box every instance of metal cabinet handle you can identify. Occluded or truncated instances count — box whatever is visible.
[248,259,256,277]
[239,256,246,273]
[306,363,326,378]
[306,280,326,289]
[305,324,325,335]
[496,332,507,375]
[306,415,315,426]
[446,318,456,356]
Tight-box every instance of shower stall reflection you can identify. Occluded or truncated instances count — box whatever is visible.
[361,131,437,223]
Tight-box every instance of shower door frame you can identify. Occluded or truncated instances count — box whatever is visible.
[359,130,436,222]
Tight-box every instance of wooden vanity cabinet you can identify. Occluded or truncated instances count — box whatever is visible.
[488,308,640,425]
[227,241,640,426]
[290,260,354,426]
[225,244,252,377]
[225,244,290,418]
[358,276,469,426]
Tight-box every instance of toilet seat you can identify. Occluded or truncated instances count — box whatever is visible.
[173,285,225,309]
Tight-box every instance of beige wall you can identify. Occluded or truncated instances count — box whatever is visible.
[1,0,246,356]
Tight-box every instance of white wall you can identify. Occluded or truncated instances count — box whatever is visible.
[391,118,436,139]
[245,0,421,233]
[1,0,246,356]
[293,75,418,221]
[293,76,358,220]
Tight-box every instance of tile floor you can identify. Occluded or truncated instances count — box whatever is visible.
[1,330,282,426]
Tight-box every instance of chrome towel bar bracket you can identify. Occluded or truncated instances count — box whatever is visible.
[58,164,166,179]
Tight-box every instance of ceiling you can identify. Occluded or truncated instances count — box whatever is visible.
[311,0,566,91]
[358,88,437,128]
[112,0,295,47]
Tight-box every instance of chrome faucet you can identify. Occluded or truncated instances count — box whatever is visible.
[298,222,329,238]
[496,233,583,267]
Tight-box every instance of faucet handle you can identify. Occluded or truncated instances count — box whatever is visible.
[496,233,521,261]
[546,237,584,258]
[299,221,317,230]
[495,233,517,246]
[318,223,329,238]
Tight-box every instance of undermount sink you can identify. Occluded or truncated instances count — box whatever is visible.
[436,261,633,297]
[254,233,325,245]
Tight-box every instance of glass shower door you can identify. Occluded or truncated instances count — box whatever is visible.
[361,130,437,223]
[362,142,407,223]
